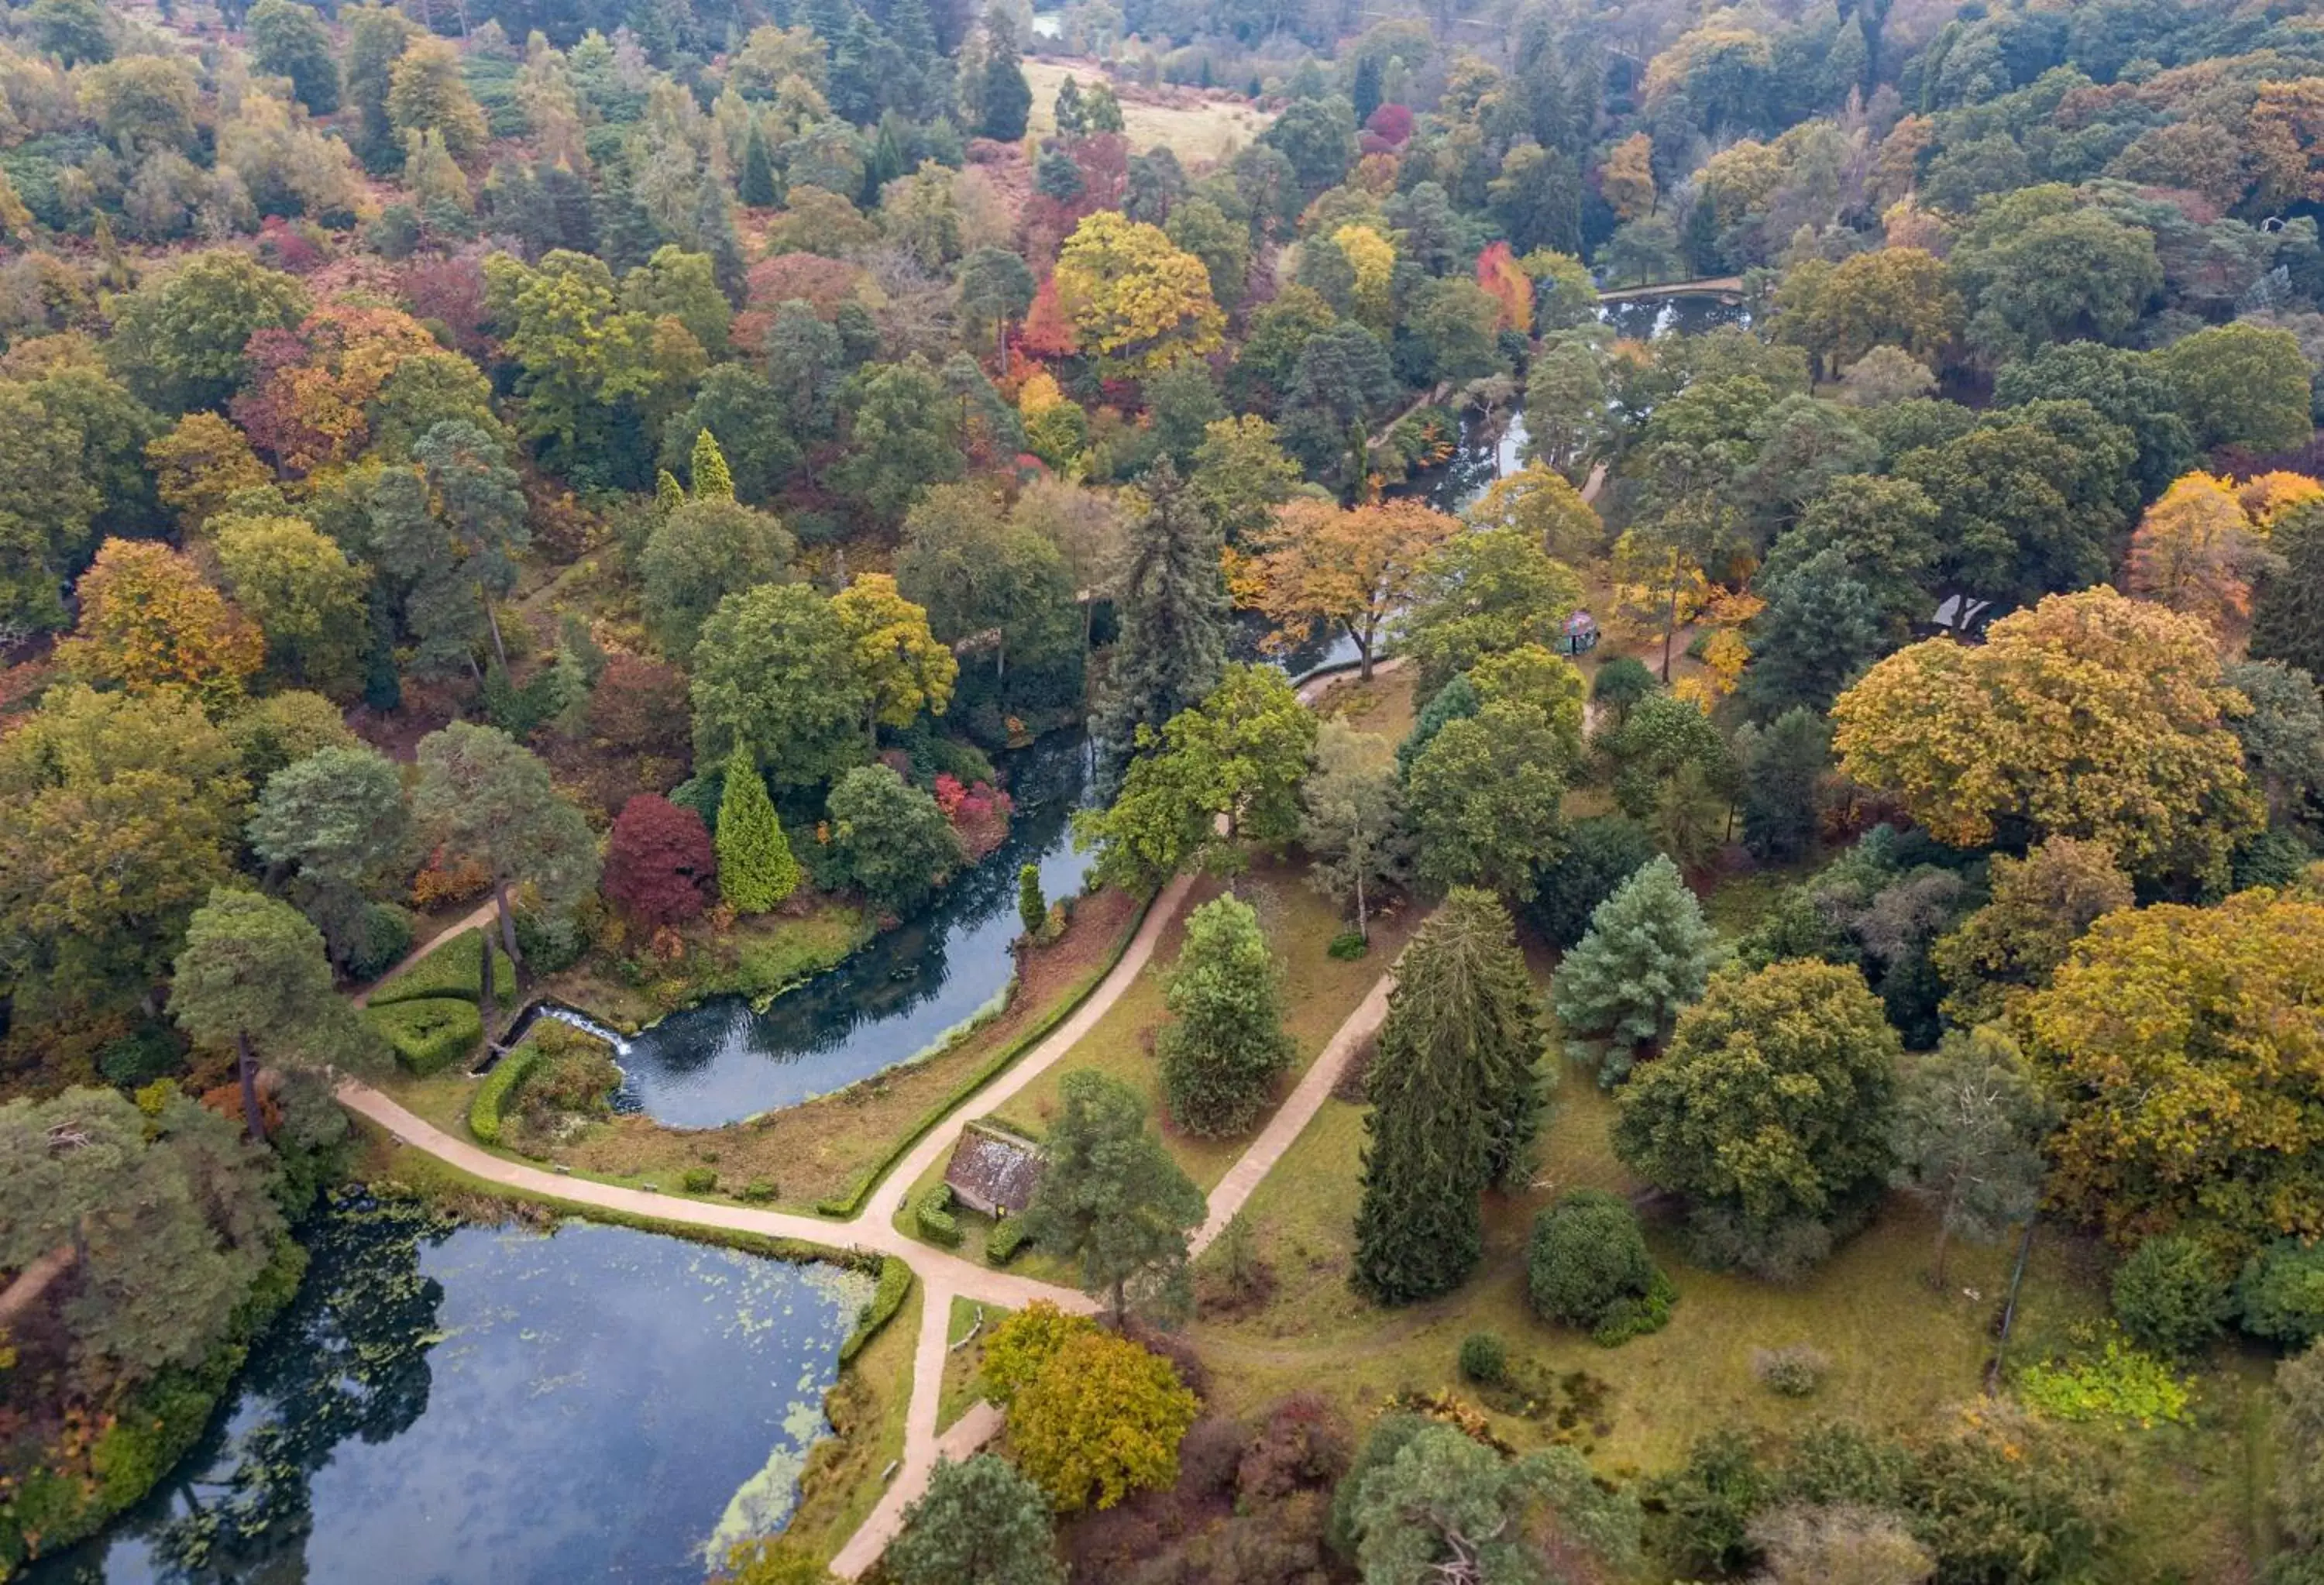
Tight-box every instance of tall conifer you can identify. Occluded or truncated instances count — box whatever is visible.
[1092,458,1229,792]
[716,748,799,913]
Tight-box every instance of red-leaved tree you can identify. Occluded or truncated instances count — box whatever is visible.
[603,795,717,927]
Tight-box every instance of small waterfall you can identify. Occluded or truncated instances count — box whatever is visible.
[487,999,645,1113]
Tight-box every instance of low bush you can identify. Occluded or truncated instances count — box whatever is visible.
[915,1183,962,1247]
[2113,1234,2231,1359]
[346,903,416,982]
[366,927,516,1008]
[839,1257,913,1363]
[1591,1268,1678,1347]
[2237,1239,2324,1347]
[365,996,484,1075]
[2015,1334,2192,1426]
[1326,930,1369,961]
[986,1216,1032,1266]
[1528,1188,1662,1336]
[1458,1331,1507,1385]
[736,1179,779,1203]
[468,1043,541,1147]
[681,1167,717,1193]
[1751,1343,1831,1398]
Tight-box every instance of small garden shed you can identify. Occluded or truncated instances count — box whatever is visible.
[944,1123,1047,1217]
[1558,610,1600,656]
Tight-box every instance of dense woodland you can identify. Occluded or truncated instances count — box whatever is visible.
[12,0,2324,1576]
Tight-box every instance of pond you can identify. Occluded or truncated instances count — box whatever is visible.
[27,1196,874,1585]
[612,729,1102,1129]
[1600,291,1753,342]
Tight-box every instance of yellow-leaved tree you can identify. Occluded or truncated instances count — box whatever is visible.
[57,538,263,716]
[830,572,956,748]
[1830,586,2261,887]
[2123,472,2278,641]
[1248,497,1462,681]
[1006,1326,1199,1512]
[1051,211,1224,375]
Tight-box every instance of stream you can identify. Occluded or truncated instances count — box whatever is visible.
[26,1195,873,1585]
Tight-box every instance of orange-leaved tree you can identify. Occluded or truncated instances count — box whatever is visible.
[57,538,262,715]
[1830,586,2261,887]
[2123,471,2280,642]
[1248,497,1461,681]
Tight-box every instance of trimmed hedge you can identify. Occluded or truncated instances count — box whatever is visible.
[914,1183,962,1247]
[468,1043,542,1146]
[813,887,1157,1218]
[985,1216,1031,1267]
[367,927,517,1009]
[839,1256,914,1363]
[365,995,485,1075]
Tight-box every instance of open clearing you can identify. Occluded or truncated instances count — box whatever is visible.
[1023,58,1272,163]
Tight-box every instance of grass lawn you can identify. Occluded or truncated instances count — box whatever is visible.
[373,888,1146,1216]
[940,1296,1009,1434]
[1306,662,1418,745]
[539,899,868,1033]
[1022,59,1270,161]
[986,856,1421,1192]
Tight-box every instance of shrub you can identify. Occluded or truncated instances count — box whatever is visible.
[2241,1241,2324,1347]
[737,1178,779,1203]
[2015,1335,2192,1426]
[840,1257,913,1362]
[2113,1234,2231,1359]
[1528,1188,1660,1332]
[915,1182,963,1247]
[1458,1331,1508,1385]
[1326,929,1368,960]
[364,995,483,1075]
[346,902,416,982]
[1591,1267,1678,1346]
[467,1043,541,1146]
[680,1167,718,1194]
[986,1216,1032,1266]
[366,927,515,1008]
[1752,1343,1831,1398]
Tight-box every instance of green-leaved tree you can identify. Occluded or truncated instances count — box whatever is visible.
[1157,893,1294,1136]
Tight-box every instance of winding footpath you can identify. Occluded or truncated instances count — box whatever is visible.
[335,658,1407,1580]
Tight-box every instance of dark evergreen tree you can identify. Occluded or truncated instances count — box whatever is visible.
[1736,708,1830,865]
[1743,548,1884,717]
[741,120,781,207]
[1054,74,1088,136]
[1352,888,1545,1305]
[1350,53,1383,127]
[1157,894,1294,1136]
[978,9,1032,141]
[2254,497,2324,682]
[1020,1070,1206,1322]
[1092,458,1229,794]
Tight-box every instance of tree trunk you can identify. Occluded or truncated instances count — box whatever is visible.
[1354,866,1368,942]
[996,316,1010,375]
[478,924,497,1047]
[1354,621,1373,682]
[1660,580,1679,682]
[494,878,525,999]
[236,1030,265,1142]
[1110,1276,1126,1325]
[1930,1220,1952,1291]
[483,590,511,675]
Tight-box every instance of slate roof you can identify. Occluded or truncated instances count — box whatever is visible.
[944,1123,1047,1214]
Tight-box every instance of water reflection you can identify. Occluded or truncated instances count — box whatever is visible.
[27,1198,870,1585]
[1600,292,1753,342]
[616,731,1102,1128]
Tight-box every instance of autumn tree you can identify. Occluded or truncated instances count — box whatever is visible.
[1249,497,1459,682]
[170,887,377,1139]
[1890,1026,2053,1288]
[833,572,957,748]
[716,750,799,914]
[2019,888,2324,1248]
[412,723,600,1026]
[1930,836,2134,1030]
[1187,414,1302,548]
[1157,893,1294,1136]
[1614,960,1899,1279]
[1352,889,1545,1305]
[603,795,717,928]
[2124,473,2275,642]
[107,249,309,411]
[386,36,487,160]
[1020,1069,1208,1322]
[1831,588,2263,889]
[1077,663,1317,887]
[1051,211,1225,375]
[1009,1328,1199,1513]
[57,538,261,715]
[146,411,272,531]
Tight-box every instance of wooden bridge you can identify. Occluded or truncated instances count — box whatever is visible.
[1596,275,1748,305]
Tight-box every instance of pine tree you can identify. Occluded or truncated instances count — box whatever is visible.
[1017,861,1047,939]
[741,120,780,208]
[1350,54,1383,126]
[655,468,686,514]
[1022,1070,1207,1322]
[716,748,799,913]
[690,428,735,500]
[1054,74,1088,136]
[1157,894,1295,1136]
[1352,889,1546,1305]
[1092,458,1229,794]
[1552,854,1718,1085]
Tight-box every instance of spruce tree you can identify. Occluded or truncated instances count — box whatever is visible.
[1092,458,1229,793]
[1351,53,1383,126]
[741,120,780,208]
[716,748,799,913]
[690,428,735,500]
[655,468,686,513]
[1352,888,1546,1305]
[1157,894,1294,1136]
[978,9,1032,141]
[1552,854,1718,1085]
[1017,862,1047,939]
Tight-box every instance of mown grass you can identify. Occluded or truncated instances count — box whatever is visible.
[540,900,867,1033]
[940,1295,1009,1434]
[1022,59,1271,161]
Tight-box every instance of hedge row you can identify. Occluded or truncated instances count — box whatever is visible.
[985,1217,1031,1266]
[367,927,517,1009]
[365,996,484,1075]
[913,1184,961,1247]
[467,1043,541,1147]
[839,1256,914,1363]
[813,888,1156,1219]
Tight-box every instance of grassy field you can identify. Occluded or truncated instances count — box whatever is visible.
[373,887,1145,1215]
[1023,59,1271,163]
[940,1295,1008,1434]
[538,899,868,1033]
